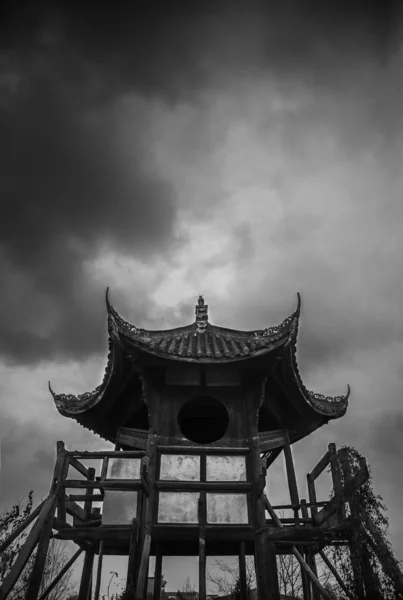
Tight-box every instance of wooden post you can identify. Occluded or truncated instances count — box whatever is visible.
[306,552,320,600]
[126,519,139,597]
[239,542,248,600]
[339,450,365,600]
[328,443,345,521]
[153,542,163,600]
[78,550,95,600]
[283,432,300,524]
[26,441,68,599]
[79,466,96,600]
[199,527,206,600]
[300,500,311,600]
[307,475,318,520]
[94,541,105,600]
[136,431,157,600]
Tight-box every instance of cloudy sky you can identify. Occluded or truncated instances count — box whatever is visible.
[1,0,403,592]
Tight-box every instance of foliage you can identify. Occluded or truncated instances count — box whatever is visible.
[0,493,77,600]
[328,445,403,600]
[0,491,33,582]
[207,556,255,598]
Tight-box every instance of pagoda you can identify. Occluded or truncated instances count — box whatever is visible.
[7,291,385,600]
[48,291,349,600]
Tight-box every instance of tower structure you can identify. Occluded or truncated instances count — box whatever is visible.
[5,292,375,600]
[52,291,349,600]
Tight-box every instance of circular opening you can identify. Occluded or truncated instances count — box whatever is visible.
[178,397,229,444]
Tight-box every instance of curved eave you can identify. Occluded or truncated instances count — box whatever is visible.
[287,339,350,420]
[49,332,119,417]
[106,289,301,363]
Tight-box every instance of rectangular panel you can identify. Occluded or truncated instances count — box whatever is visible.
[158,492,199,523]
[102,491,138,525]
[106,457,141,479]
[160,454,200,481]
[206,493,248,524]
[206,455,247,481]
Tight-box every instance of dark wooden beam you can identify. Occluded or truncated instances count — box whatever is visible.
[157,446,250,454]
[69,450,145,459]
[94,540,104,600]
[238,542,247,600]
[153,541,163,600]
[156,481,251,491]
[78,550,95,600]
[64,480,143,490]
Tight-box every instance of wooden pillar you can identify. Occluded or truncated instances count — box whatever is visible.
[248,384,280,600]
[339,450,365,600]
[78,551,95,600]
[94,541,104,600]
[136,431,157,600]
[328,443,346,521]
[126,519,139,597]
[198,528,206,600]
[239,542,248,600]
[306,552,320,600]
[79,465,96,600]
[283,432,300,524]
[153,542,163,600]
[300,501,311,600]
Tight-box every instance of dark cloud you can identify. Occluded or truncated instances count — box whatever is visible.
[1,0,402,364]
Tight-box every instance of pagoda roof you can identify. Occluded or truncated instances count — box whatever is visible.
[49,291,349,441]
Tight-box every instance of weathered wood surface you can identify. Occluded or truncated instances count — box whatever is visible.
[157,445,250,454]
[126,519,138,595]
[328,443,346,521]
[117,427,149,450]
[38,549,83,600]
[63,479,144,490]
[283,432,300,524]
[78,550,94,600]
[55,526,133,542]
[156,481,251,491]
[265,526,344,543]
[68,494,104,502]
[258,429,287,452]
[69,450,145,458]
[153,541,163,600]
[94,540,104,600]
[0,494,57,600]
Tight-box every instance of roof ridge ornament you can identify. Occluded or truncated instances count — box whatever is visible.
[195,295,208,331]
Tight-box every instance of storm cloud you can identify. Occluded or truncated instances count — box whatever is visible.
[1,0,403,586]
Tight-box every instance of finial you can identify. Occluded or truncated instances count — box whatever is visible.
[195,295,208,330]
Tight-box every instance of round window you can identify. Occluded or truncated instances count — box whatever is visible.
[178,397,229,444]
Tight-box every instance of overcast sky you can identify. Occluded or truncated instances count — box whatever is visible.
[1,0,403,593]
